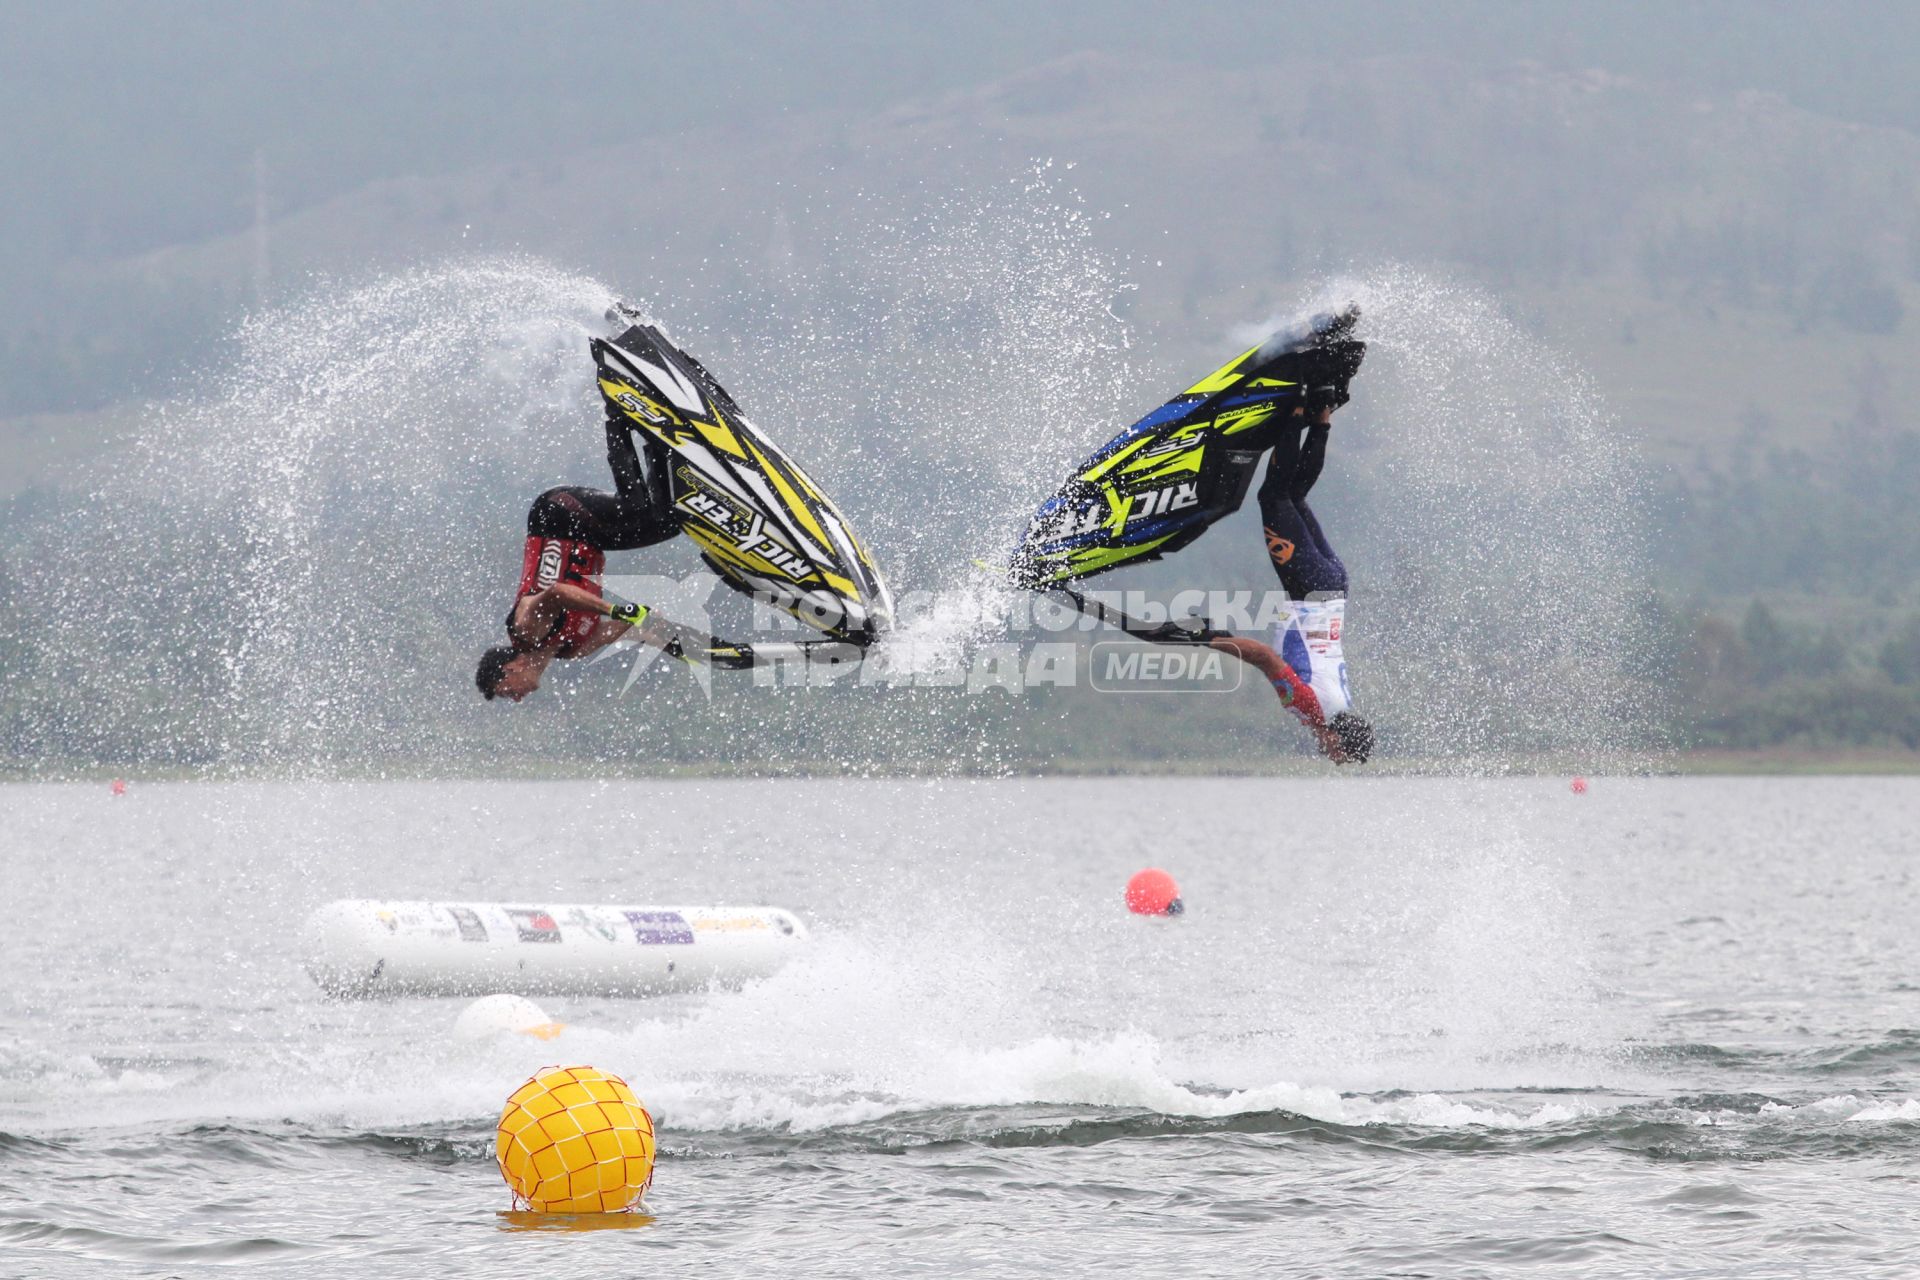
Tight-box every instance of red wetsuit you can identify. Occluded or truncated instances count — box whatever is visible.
[1208,634,1327,734]
[513,535,605,655]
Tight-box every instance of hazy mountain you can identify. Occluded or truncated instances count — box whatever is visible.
[6,49,1914,491]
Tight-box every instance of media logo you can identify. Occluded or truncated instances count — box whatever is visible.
[1089,641,1243,694]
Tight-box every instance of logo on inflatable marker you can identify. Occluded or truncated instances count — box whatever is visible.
[625,910,694,945]
[507,909,561,943]
[447,906,489,942]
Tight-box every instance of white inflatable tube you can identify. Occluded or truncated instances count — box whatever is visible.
[305,899,808,998]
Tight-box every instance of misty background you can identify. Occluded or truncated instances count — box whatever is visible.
[3,1,1918,772]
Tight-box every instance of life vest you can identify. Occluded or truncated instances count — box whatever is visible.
[514,536,605,654]
[1274,597,1351,717]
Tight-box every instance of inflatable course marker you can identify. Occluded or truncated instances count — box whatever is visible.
[1125,868,1184,917]
[497,1065,656,1213]
[305,900,808,998]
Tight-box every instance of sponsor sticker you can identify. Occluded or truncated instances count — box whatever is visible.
[1130,481,1200,519]
[625,910,695,945]
[536,543,564,589]
[418,909,458,940]
[678,478,752,535]
[446,905,488,943]
[507,909,562,944]
[692,913,773,933]
[565,907,621,943]
[610,386,667,424]
[1264,528,1296,565]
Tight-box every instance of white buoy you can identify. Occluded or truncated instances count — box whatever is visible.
[305,899,808,998]
[453,994,566,1043]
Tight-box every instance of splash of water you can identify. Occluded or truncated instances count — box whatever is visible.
[7,193,1661,775]
[197,260,623,760]
[18,258,626,769]
[1228,266,1667,769]
[712,161,1143,677]
[8,169,1141,772]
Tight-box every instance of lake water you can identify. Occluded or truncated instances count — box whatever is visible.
[4,776,1918,1277]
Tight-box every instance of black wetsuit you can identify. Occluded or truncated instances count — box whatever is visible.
[526,410,679,549]
[1257,420,1348,598]
[505,413,680,654]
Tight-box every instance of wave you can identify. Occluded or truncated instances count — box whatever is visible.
[1787,1031,1920,1076]
[0,1219,314,1266]
[15,1084,1920,1179]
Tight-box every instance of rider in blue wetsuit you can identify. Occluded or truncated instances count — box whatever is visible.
[1206,399,1374,764]
[1258,406,1349,603]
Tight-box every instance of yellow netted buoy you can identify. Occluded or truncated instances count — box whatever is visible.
[496,1065,657,1213]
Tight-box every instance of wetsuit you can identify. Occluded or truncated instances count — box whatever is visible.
[1256,419,1347,599]
[1241,418,1354,726]
[509,412,679,656]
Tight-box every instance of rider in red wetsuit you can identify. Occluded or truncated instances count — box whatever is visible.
[475,403,679,702]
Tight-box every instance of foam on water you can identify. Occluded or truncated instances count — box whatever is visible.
[1775,1095,1920,1123]
[0,770,1632,1143]
[7,777,1920,1280]
[14,966,1920,1145]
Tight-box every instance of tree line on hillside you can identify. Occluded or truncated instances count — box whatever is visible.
[1664,601,1920,752]
[1650,363,1920,599]
[1631,362,1920,752]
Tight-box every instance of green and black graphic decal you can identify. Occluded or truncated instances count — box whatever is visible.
[1007,306,1364,587]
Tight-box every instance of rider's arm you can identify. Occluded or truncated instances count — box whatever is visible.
[1207,634,1349,763]
[545,582,618,618]
[547,584,659,658]
[510,583,631,651]
[564,615,634,658]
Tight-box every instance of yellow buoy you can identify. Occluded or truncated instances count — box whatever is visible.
[495,1066,656,1213]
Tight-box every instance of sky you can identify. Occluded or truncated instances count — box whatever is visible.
[4,1,1917,272]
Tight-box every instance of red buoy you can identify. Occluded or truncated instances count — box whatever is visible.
[1125,868,1183,916]
[110,779,128,797]
[1570,777,1589,795]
